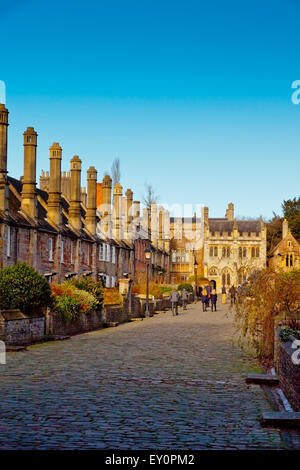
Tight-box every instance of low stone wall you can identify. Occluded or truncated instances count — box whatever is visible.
[102,305,127,324]
[279,337,300,411]
[46,310,104,337]
[0,314,45,346]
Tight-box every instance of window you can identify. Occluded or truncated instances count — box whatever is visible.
[112,246,116,264]
[185,252,189,263]
[106,244,111,262]
[222,273,226,286]
[256,247,260,258]
[70,241,73,264]
[60,240,64,263]
[7,226,11,257]
[214,247,218,257]
[172,250,176,263]
[243,247,247,258]
[251,247,255,258]
[222,247,226,258]
[105,275,111,288]
[227,273,230,285]
[49,238,54,262]
[227,247,230,257]
[209,246,213,257]
[99,243,104,261]
[239,247,242,258]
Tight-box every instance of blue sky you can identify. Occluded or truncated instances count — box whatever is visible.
[1,0,300,219]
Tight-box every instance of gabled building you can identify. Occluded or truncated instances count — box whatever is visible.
[268,219,300,271]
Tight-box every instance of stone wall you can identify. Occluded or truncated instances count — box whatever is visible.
[279,337,300,411]
[0,315,45,345]
[45,310,104,337]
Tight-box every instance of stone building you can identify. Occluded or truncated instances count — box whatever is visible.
[0,103,171,287]
[268,219,300,271]
[170,203,267,291]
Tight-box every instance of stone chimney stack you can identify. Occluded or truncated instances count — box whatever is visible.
[282,218,289,239]
[69,155,82,231]
[225,202,234,221]
[86,166,97,236]
[0,104,9,212]
[125,188,133,239]
[47,143,62,227]
[21,127,38,219]
[164,210,170,253]
[113,182,123,240]
[203,206,209,226]
[158,206,164,250]
[133,200,140,231]
[151,203,158,248]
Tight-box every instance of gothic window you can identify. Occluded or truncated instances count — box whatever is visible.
[238,273,242,284]
[227,273,230,285]
[239,247,242,258]
[290,254,293,267]
[222,247,226,258]
[286,254,289,267]
[243,247,247,258]
[227,247,230,257]
[222,273,226,286]
[214,246,218,257]
[60,240,64,263]
[256,247,260,258]
[7,226,11,258]
[210,246,213,257]
[251,247,255,258]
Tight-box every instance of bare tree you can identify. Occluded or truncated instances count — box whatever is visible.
[143,183,159,209]
[111,158,121,187]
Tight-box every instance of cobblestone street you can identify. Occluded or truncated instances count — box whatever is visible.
[0,302,296,449]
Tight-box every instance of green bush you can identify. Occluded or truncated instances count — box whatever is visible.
[177,283,193,292]
[0,262,52,314]
[69,277,103,310]
[279,327,300,342]
[54,294,81,323]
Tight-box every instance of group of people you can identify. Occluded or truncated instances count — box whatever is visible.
[169,284,238,317]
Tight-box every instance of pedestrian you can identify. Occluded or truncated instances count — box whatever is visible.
[210,289,217,312]
[229,285,236,305]
[201,288,208,312]
[170,289,179,316]
[221,285,226,304]
[181,288,188,310]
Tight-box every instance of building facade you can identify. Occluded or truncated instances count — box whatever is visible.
[268,219,300,272]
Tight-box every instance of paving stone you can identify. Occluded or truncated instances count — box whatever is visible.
[0,303,299,449]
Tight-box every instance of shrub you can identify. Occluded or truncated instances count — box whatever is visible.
[51,282,98,314]
[103,288,124,305]
[280,327,300,342]
[54,294,81,323]
[177,283,193,292]
[69,277,103,310]
[0,262,52,314]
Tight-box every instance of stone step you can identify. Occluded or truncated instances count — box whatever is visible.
[104,322,119,328]
[129,318,143,322]
[262,412,300,428]
[44,335,71,341]
[245,373,279,385]
[6,345,27,352]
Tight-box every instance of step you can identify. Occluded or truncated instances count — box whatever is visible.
[129,318,143,322]
[245,373,279,385]
[104,322,119,327]
[6,345,27,352]
[262,412,300,428]
[44,335,71,341]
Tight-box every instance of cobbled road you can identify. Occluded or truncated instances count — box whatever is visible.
[0,302,295,449]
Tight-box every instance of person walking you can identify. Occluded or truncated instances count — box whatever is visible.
[210,289,217,312]
[181,288,188,310]
[222,286,227,304]
[201,288,208,312]
[229,285,236,305]
[170,289,180,316]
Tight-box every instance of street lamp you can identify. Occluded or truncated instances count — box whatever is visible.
[144,247,152,317]
[194,258,198,302]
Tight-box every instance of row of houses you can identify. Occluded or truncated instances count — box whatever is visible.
[0,104,171,287]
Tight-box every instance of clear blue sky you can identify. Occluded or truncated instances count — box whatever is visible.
[1,0,300,219]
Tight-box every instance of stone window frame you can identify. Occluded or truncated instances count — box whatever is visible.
[48,237,54,262]
[6,225,11,258]
[60,239,64,264]
[99,243,104,261]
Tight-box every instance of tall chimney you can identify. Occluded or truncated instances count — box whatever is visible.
[69,155,82,231]
[86,166,97,236]
[102,174,112,236]
[226,202,234,221]
[164,210,170,253]
[47,143,62,227]
[151,203,158,248]
[158,206,164,250]
[21,127,38,219]
[282,218,289,239]
[125,188,133,239]
[113,182,122,239]
[0,104,9,212]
